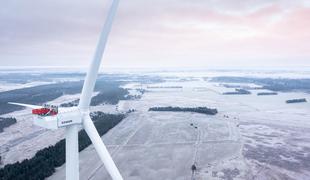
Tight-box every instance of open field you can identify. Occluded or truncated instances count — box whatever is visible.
[0,71,310,179]
[47,78,310,180]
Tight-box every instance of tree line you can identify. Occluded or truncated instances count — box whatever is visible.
[149,106,218,115]
[0,117,17,133]
[0,80,129,115]
[0,112,125,180]
[212,77,310,93]
[286,98,307,104]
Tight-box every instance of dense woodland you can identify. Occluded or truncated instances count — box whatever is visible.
[0,72,163,115]
[0,112,126,180]
[212,77,310,93]
[149,106,218,115]
[60,99,79,107]
[146,86,183,89]
[91,87,130,105]
[223,88,251,95]
[61,89,141,107]
[286,98,307,104]
[0,117,17,133]
[257,92,278,96]
[0,80,129,115]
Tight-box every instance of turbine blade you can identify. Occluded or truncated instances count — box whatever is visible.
[79,0,120,111]
[8,102,41,109]
[83,115,123,180]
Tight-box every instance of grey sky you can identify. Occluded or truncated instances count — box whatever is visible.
[0,0,309,69]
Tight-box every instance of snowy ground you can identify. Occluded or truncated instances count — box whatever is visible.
[0,92,113,166]
[0,75,83,93]
[0,81,52,92]
[47,79,310,180]
[0,80,138,166]
[1,74,309,180]
[0,94,79,166]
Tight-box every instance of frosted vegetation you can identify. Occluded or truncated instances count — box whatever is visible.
[211,77,310,93]
[0,70,309,180]
[0,117,16,133]
[0,112,126,180]
[149,106,218,115]
[0,74,161,115]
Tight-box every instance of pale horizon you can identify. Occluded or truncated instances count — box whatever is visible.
[1,0,309,68]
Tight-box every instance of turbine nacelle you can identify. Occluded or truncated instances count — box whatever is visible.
[9,102,83,130]
[36,106,83,130]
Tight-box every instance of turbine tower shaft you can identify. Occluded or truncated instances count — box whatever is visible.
[66,125,80,180]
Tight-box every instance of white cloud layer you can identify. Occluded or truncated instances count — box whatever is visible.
[0,0,309,69]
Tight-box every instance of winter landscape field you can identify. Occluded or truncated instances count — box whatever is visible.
[0,69,310,180]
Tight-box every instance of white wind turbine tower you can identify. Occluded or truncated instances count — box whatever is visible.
[9,0,123,179]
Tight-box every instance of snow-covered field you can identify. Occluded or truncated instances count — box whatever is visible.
[1,70,310,179]
[45,79,310,180]
[0,81,52,92]
[0,92,110,166]
[0,94,79,165]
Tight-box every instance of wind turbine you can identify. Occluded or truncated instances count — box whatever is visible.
[9,0,123,179]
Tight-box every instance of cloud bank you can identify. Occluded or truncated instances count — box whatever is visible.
[0,0,309,69]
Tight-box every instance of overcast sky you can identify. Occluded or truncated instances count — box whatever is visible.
[0,0,309,69]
